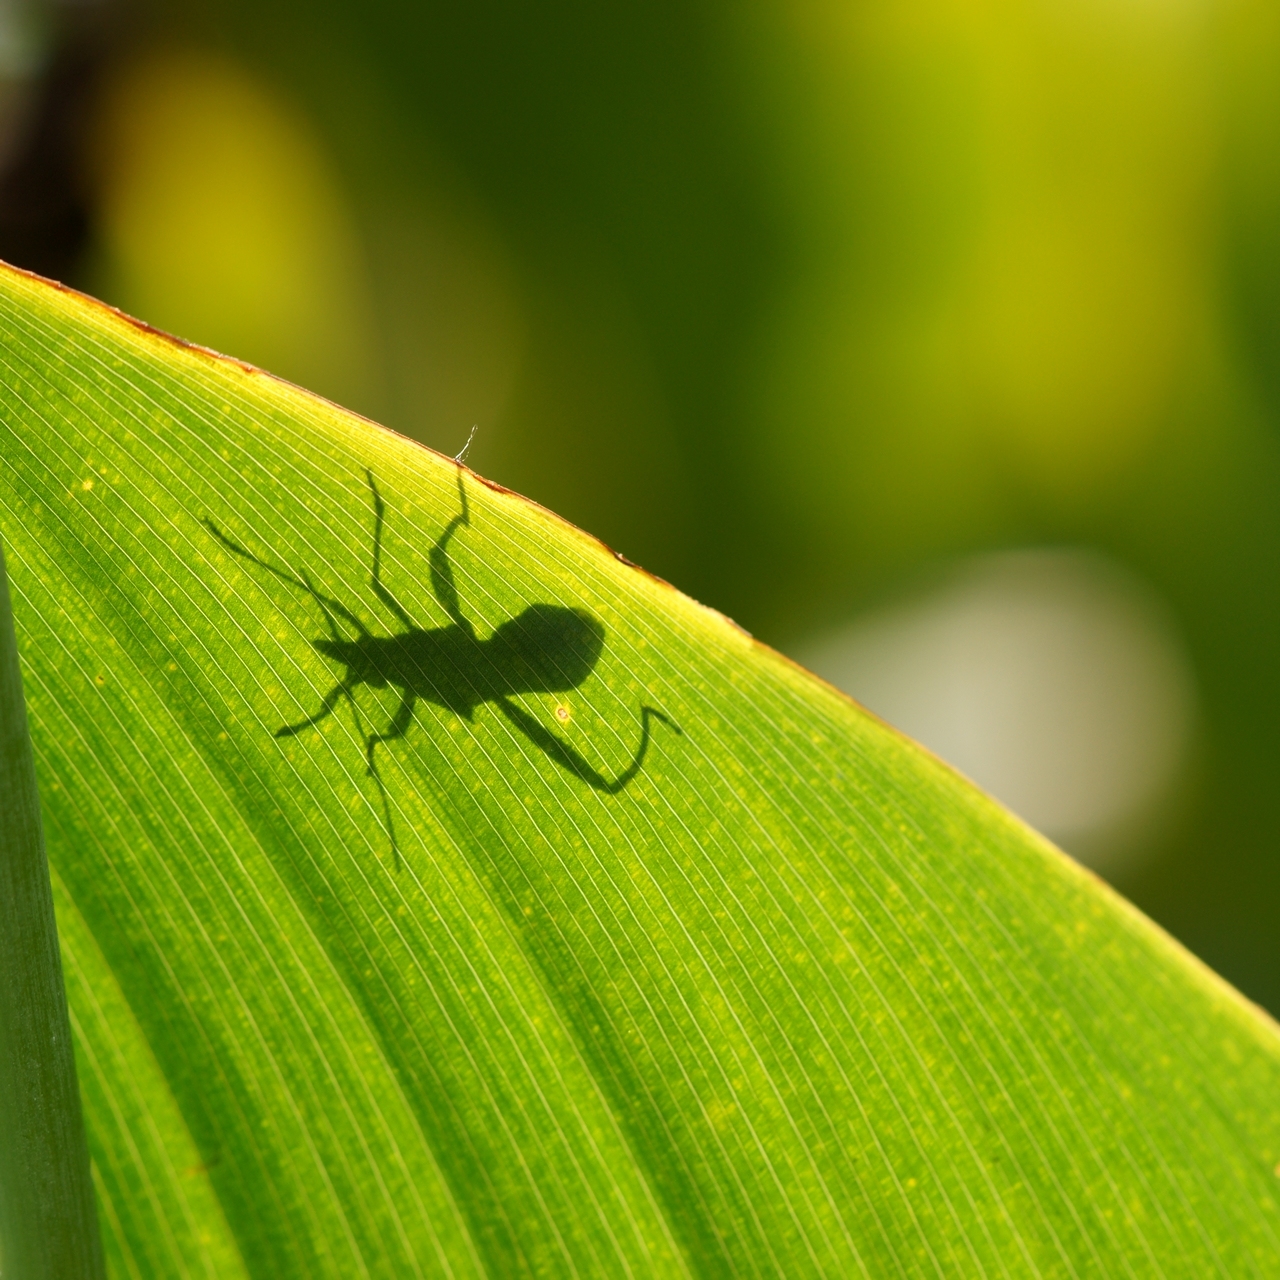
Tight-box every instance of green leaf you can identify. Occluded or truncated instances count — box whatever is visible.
[0,542,105,1280]
[2,260,1280,1276]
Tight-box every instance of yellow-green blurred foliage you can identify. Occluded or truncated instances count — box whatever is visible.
[55,0,1280,1005]
[85,49,378,409]
[740,0,1216,547]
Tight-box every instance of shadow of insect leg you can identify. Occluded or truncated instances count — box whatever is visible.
[276,680,353,738]
[428,473,475,636]
[365,470,416,629]
[496,700,680,794]
[362,690,416,872]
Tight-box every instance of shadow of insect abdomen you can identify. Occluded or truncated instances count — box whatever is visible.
[204,470,679,869]
[490,604,605,696]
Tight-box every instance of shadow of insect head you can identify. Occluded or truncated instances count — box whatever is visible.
[204,470,679,867]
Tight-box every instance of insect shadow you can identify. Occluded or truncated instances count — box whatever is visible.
[204,469,678,868]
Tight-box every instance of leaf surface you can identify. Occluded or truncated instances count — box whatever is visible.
[2,263,1280,1276]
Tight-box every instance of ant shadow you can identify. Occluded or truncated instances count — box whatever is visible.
[204,469,678,868]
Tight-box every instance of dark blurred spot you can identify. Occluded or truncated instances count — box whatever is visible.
[0,4,122,284]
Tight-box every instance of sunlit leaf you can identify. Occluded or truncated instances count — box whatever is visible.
[2,263,1280,1276]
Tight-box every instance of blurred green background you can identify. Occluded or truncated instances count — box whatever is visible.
[4,0,1280,1008]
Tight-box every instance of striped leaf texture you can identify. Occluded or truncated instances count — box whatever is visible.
[2,263,1280,1276]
